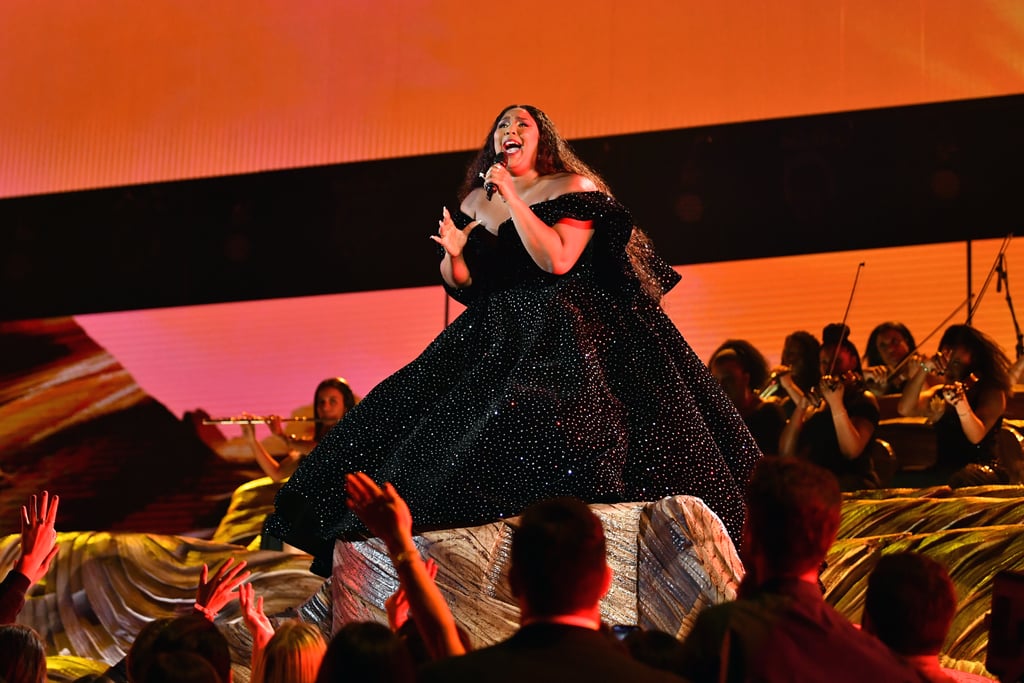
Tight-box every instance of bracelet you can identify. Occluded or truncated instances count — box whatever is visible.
[391,550,420,567]
[193,603,218,621]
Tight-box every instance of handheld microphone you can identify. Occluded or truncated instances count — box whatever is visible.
[485,151,506,201]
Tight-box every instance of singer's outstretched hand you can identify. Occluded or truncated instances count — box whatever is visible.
[431,207,473,257]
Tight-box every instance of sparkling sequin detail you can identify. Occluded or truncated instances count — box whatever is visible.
[266,192,762,570]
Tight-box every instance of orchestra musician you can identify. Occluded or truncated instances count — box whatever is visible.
[778,323,881,491]
[897,324,1013,486]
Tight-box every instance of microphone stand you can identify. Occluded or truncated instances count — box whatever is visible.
[1000,255,1024,360]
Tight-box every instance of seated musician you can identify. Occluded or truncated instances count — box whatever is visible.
[779,323,881,491]
[897,324,1012,487]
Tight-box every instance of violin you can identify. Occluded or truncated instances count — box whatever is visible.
[865,351,948,393]
[938,372,979,404]
[807,371,867,409]
[759,367,791,399]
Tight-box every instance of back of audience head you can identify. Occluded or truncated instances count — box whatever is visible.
[865,321,915,369]
[0,624,47,683]
[709,339,771,398]
[251,620,326,683]
[743,457,841,580]
[509,496,609,617]
[316,621,414,683]
[128,614,231,683]
[863,551,956,657]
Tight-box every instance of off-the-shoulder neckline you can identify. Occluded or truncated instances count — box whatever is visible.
[464,191,613,232]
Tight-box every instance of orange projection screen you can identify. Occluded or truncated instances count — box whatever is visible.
[2,2,1023,429]
[1,1,1022,199]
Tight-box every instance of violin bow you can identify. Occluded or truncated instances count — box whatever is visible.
[827,262,866,379]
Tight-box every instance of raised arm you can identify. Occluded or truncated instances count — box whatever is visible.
[2,491,60,624]
[432,207,478,289]
[346,472,465,659]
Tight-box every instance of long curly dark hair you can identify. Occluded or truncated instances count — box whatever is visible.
[458,104,610,200]
[938,324,1011,395]
[458,104,668,301]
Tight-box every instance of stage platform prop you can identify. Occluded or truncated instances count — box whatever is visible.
[331,495,744,646]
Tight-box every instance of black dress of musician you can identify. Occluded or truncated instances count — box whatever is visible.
[265,105,762,575]
[898,324,1012,486]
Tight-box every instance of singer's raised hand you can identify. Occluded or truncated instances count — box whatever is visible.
[430,207,472,257]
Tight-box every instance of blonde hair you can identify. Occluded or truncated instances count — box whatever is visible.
[250,620,327,683]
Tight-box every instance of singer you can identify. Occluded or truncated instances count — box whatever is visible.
[265,105,763,576]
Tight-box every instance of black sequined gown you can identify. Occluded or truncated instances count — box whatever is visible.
[266,192,762,574]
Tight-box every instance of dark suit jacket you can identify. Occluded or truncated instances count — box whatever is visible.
[419,622,687,683]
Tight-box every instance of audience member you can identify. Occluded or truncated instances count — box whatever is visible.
[315,621,415,683]
[622,627,688,677]
[249,620,326,683]
[419,496,685,682]
[779,324,881,490]
[1,491,59,624]
[898,324,1013,486]
[863,321,918,396]
[709,339,786,456]
[238,582,275,667]
[345,472,465,660]
[102,558,249,682]
[0,623,47,683]
[863,552,970,683]
[192,557,251,623]
[677,457,926,682]
[125,614,231,683]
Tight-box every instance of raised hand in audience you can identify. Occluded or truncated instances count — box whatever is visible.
[2,491,60,624]
[386,557,439,631]
[239,581,275,666]
[193,556,250,622]
[346,471,465,658]
[17,490,60,585]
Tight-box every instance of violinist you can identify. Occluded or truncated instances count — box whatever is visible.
[709,339,787,456]
[862,321,918,397]
[762,330,822,418]
[778,323,881,491]
[897,324,1012,486]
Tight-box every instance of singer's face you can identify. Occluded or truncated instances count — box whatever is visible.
[493,107,538,171]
